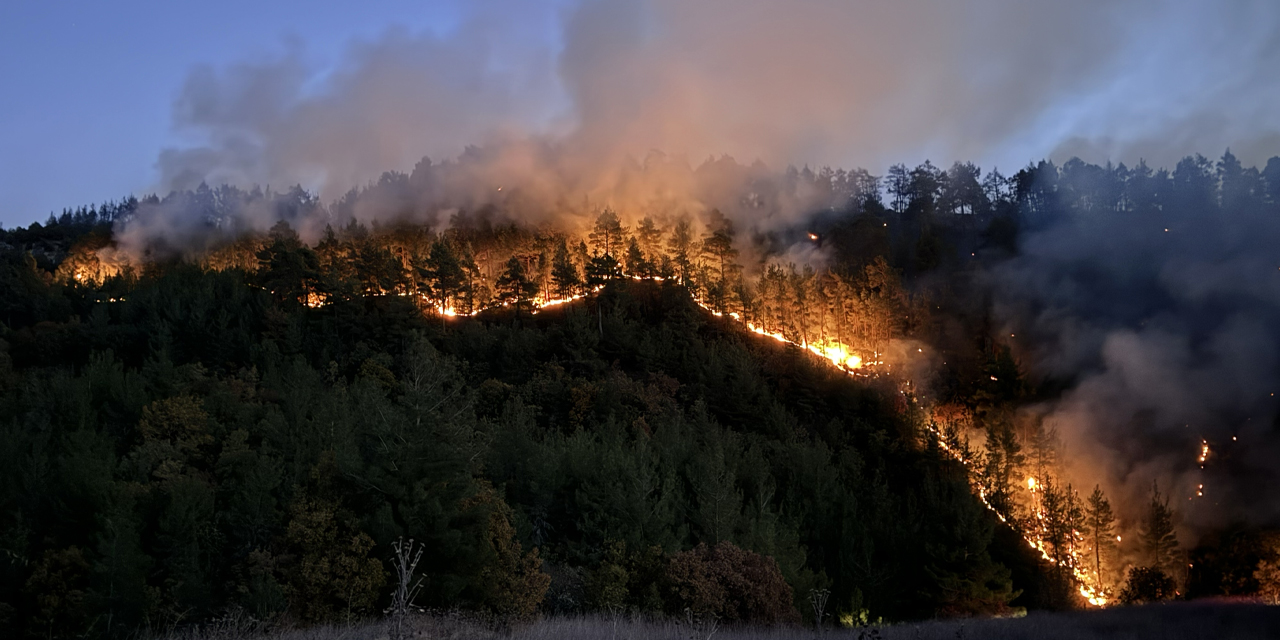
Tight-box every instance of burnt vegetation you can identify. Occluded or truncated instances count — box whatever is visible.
[2,151,1280,638]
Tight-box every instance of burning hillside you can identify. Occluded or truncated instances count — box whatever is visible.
[4,149,1280,639]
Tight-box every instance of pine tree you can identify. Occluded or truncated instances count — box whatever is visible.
[1085,485,1117,590]
[585,251,621,287]
[589,208,626,257]
[495,256,539,317]
[980,417,1024,520]
[1141,482,1180,576]
[550,239,582,298]
[667,219,695,285]
[624,237,649,278]
[635,217,665,262]
[424,239,465,313]
[256,220,320,305]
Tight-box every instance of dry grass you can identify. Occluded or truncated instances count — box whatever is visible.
[163,602,1280,640]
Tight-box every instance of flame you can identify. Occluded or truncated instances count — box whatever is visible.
[923,430,1110,606]
[807,232,819,241]
[1197,439,1210,466]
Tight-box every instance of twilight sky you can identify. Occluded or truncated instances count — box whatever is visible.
[3,0,1279,228]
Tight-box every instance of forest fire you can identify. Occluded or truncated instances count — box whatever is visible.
[63,202,1249,617]
[923,419,1112,607]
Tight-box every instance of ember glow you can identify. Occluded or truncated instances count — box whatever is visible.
[922,427,1111,606]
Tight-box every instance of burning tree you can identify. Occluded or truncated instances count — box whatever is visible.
[1084,485,1117,592]
[588,208,627,257]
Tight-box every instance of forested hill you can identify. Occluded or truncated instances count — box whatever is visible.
[5,149,1280,637]
[0,244,1040,636]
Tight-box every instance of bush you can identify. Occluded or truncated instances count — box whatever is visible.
[663,542,799,624]
[1254,559,1280,604]
[1119,566,1176,605]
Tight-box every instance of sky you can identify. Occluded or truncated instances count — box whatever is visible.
[0,0,476,227]
[3,0,1280,228]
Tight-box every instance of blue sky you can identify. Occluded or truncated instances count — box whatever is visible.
[0,1,467,227]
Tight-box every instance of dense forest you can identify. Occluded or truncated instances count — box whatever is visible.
[2,151,1280,638]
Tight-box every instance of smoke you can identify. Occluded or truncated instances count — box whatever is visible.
[993,196,1280,541]
[154,0,1280,224]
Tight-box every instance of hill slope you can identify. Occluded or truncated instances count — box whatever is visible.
[0,254,1045,636]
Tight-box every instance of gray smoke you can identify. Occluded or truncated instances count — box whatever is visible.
[157,0,1280,210]
[994,198,1280,541]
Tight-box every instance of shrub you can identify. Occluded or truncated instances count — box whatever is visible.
[1119,566,1176,605]
[663,541,799,624]
[1254,559,1280,604]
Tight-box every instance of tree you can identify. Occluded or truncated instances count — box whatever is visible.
[624,237,650,278]
[1262,156,1280,211]
[1037,476,1073,568]
[1256,558,1280,605]
[1085,485,1117,590]
[1170,154,1217,217]
[589,208,626,257]
[667,219,695,285]
[495,256,539,317]
[550,238,582,298]
[256,220,320,305]
[386,538,426,640]
[424,239,466,313]
[699,211,742,312]
[979,417,1023,520]
[635,217,665,262]
[942,161,988,215]
[1141,482,1180,576]
[283,496,386,623]
[463,484,551,617]
[585,251,621,287]
[886,164,911,211]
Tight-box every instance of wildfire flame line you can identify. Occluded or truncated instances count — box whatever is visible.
[923,420,1108,606]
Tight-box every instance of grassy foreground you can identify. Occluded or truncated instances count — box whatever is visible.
[167,603,1280,640]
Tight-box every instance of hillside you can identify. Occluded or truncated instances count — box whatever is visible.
[0,242,1046,636]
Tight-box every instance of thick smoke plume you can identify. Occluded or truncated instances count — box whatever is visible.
[154,0,1280,231]
[995,194,1280,540]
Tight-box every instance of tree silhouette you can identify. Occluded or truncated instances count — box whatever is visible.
[1085,485,1117,590]
[1141,482,1180,576]
[550,239,582,298]
[495,256,539,317]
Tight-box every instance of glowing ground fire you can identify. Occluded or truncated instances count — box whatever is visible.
[924,424,1109,607]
